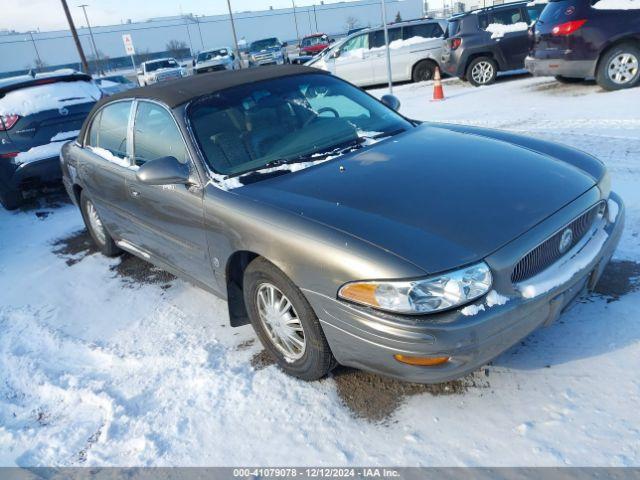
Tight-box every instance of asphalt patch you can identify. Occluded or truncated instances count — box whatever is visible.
[52,229,99,266]
[527,79,596,96]
[19,188,71,214]
[330,367,489,423]
[594,260,640,302]
[250,349,276,371]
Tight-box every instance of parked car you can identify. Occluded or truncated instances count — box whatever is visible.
[442,1,547,86]
[526,0,640,90]
[61,65,623,383]
[248,37,289,66]
[137,58,186,86]
[299,33,331,56]
[194,47,238,74]
[308,18,448,86]
[0,71,101,210]
[95,75,137,96]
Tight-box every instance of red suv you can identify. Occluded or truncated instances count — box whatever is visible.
[299,34,331,56]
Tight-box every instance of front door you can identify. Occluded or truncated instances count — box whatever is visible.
[331,33,373,86]
[122,101,213,285]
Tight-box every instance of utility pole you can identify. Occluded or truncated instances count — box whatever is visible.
[28,32,43,71]
[78,4,102,74]
[313,4,318,32]
[226,0,242,69]
[380,0,393,94]
[184,15,205,51]
[60,0,89,73]
[291,1,300,45]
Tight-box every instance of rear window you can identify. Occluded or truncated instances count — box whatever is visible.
[447,19,460,37]
[369,27,402,49]
[403,23,444,40]
[0,80,101,117]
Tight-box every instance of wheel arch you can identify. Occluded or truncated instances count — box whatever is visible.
[595,35,640,78]
[411,57,439,79]
[72,183,83,206]
[464,50,504,73]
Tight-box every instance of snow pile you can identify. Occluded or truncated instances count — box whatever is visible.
[460,290,509,316]
[593,0,640,9]
[0,81,101,116]
[51,130,79,142]
[486,22,529,39]
[14,142,68,165]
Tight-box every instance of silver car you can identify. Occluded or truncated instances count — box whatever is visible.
[61,65,624,383]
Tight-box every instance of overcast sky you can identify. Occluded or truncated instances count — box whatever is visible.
[1,0,370,32]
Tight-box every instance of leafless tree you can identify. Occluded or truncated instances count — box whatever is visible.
[395,11,402,22]
[345,16,360,32]
[166,39,189,60]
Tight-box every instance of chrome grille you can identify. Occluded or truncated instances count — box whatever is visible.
[511,203,603,283]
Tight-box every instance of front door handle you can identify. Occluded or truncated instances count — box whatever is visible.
[129,188,141,198]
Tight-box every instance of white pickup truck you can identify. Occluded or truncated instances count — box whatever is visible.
[137,58,186,86]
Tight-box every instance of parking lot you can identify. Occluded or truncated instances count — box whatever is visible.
[1,74,639,466]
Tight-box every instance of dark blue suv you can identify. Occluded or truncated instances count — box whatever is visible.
[526,0,640,90]
[0,71,101,209]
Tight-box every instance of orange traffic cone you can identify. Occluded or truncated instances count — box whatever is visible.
[432,67,445,101]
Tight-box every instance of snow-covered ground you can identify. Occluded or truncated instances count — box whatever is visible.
[1,75,639,467]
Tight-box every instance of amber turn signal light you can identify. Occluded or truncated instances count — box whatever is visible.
[393,355,450,366]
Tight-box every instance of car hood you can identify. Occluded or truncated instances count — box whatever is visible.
[198,57,230,66]
[239,125,597,273]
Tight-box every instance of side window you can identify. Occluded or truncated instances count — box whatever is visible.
[369,28,402,49]
[478,14,490,30]
[340,33,369,54]
[133,102,189,166]
[526,4,545,23]
[403,23,443,40]
[490,7,525,25]
[89,101,132,160]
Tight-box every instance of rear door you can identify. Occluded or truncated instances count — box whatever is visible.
[122,100,212,284]
[368,27,403,83]
[487,6,531,69]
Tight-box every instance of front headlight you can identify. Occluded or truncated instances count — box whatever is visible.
[338,263,492,315]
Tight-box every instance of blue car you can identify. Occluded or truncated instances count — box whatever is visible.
[0,71,101,209]
[526,0,640,90]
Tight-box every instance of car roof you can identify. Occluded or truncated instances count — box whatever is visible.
[0,70,92,96]
[91,65,326,110]
[143,57,176,65]
[356,17,446,34]
[303,33,327,38]
[451,0,530,18]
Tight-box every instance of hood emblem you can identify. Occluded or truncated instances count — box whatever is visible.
[58,106,69,116]
[559,228,574,254]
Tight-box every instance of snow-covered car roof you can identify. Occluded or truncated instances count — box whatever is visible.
[0,71,92,97]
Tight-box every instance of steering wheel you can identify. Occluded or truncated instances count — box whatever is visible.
[303,107,340,127]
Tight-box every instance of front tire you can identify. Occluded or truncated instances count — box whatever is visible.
[243,257,336,381]
[80,191,121,257]
[412,60,436,83]
[0,188,23,210]
[596,43,640,91]
[466,56,497,87]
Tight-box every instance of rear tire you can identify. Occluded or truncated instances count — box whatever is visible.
[412,60,436,83]
[79,191,121,257]
[555,75,584,84]
[0,189,22,210]
[243,257,336,381]
[596,43,640,91]
[466,56,497,87]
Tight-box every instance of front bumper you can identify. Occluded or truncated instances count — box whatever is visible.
[525,55,595,79]
[306,193,624,383]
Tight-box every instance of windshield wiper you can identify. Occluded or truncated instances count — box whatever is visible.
[359,128,406,141]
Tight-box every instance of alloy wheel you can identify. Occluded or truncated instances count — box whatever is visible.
[471,61,494,85]
[86,200,107,245]
[607,52,639,85]
[256,283,306,361]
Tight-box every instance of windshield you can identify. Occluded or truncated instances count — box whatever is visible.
[198,49,229,62]
[250,38,279,51]
[302,36,327,47]
[146,60,178,72]
[189,73,413,177]
[102,75,130,84]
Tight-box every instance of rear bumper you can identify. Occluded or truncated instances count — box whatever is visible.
[0,155,62,193]
[307,193,624,383]
[525,56,595,79]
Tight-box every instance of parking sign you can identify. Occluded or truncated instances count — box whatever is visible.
[122,34,135,56]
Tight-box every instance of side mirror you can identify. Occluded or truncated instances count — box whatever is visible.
[136,156,191,185]
[329,38,336,44]
[380,94,401,112]
[137,69,143,76]
[192,59,196,66]
[282,41,288,47]
[331,49,341,59]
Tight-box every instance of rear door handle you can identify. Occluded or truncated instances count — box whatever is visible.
[129,187,141,198]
